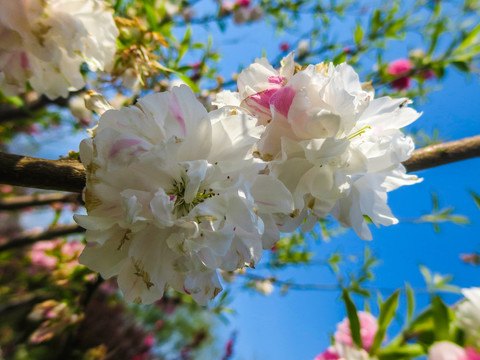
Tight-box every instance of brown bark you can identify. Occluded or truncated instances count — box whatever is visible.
[0,134,479,193]
[403,134,480,172]
[0,152,86,193]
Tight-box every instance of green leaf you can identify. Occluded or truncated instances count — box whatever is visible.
[5,96,24,107]
[113,0,124,11]
[378,344,425,360]
[432,296,450,340]
[406,308,435,345]
[144,3,158,31]
[342,289,363,349]
[449,215,470,224]
[431,192,439,211]
[469,191,480,209]
[370,290,400,354]
[419,265,432,286]
[178,27,192,63]
[454,23,480,54]
[371,9,382,34]
[406,283,414,323]
[176,74,200,93]
[427,21,445,57]
[354,22,364,45]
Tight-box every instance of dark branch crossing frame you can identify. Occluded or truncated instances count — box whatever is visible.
[1,135,480,193]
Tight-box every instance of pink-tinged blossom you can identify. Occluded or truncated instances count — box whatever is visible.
[216,53,421,241]
[108,138,143,159]
[387,59,413,90]
[214,52,295,125]
[334,311,378,351]
[269,85,296,118]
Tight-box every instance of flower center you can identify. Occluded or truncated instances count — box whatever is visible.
[347,126,371,140]
[169,179,216,217]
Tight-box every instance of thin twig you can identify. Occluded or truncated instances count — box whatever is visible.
[0,224,85,252]
[240,272,434,294]
[0,193,81,211]
[403,134,480,172]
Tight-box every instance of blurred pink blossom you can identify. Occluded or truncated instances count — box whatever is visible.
[0,185,13,193]
[29,240,83,274]
[314,347,340,360]
[220,1,235,13]
[280,42,290,52]
[387,59,413,90]
[334,311,378,351]
[235,0,251,8]
[61,241,83,259]
[466,347,480,360]
[29,240,61,271]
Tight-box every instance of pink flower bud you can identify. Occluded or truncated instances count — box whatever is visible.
[280,42,290,52]
[387,59,413,90]
[235,0,251,8]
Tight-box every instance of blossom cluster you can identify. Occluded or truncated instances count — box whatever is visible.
[215,53,421,240]
[0,0,118,99]
[76,53,421,305]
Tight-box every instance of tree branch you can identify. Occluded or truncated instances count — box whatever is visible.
[0,134,479,193]
[403,134,480,172]
[0,224,85,253]
[0,152,86,193]
[0,193,82,211]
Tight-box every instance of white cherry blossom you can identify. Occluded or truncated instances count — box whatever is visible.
[456,287,480,346]
[75,85,269,305]
[0,0,118,99]
[218,53,421,240]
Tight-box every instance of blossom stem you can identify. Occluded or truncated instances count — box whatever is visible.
[0,134,479,193]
